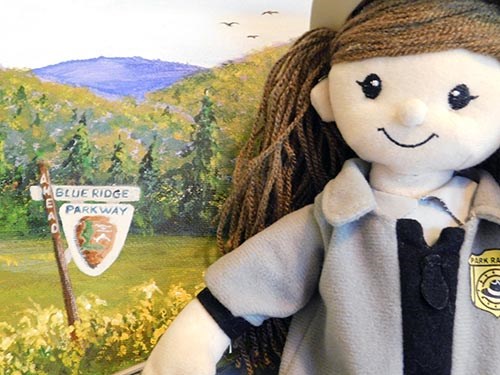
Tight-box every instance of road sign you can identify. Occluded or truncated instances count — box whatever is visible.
[31,182,140,276]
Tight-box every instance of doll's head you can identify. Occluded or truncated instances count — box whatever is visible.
[314,50,500,176]
[311,0,500,177]
[219,0,499,251]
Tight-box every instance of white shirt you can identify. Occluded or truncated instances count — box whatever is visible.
[373,175,478,245]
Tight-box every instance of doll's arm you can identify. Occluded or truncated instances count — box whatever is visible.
[144,203,326,374]
[142,298,231,375]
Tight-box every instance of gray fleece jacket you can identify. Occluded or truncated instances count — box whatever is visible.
[205,159,500,375]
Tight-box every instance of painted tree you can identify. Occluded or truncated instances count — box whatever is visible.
[107,136,132,184]
[134,136,164,233]
[15,85,27,116]
[0,126,7,181]
[61,113,95,184]
[0,127,16,234]
[16,85,27,101]
[176,90,221,233]
[0,117,43,236]
[138,136,161,196]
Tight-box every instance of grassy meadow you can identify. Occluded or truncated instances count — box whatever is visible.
[0,235,220,324]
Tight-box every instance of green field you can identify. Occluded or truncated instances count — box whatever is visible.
[0,235,221,324]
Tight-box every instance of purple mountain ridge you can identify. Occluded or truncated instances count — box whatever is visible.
[32,56,204,101]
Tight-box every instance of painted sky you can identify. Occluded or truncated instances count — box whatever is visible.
[1,0,313,69]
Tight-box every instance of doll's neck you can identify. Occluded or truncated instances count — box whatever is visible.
[369,163,454,198]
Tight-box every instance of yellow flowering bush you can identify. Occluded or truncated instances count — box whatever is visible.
[0,280,202,375]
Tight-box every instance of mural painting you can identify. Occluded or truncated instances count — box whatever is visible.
[0,1,312,374]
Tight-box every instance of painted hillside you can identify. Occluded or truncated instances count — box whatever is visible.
[0,44,290,238]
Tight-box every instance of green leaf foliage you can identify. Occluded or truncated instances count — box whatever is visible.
[0,44,289,236]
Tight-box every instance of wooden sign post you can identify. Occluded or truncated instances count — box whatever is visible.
[38,162,79,335]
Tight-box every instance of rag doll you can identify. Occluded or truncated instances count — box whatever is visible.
[144,0,500,374]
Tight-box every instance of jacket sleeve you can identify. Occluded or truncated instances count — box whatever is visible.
[205,204,325,326]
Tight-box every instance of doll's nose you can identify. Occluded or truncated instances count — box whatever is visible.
[396,99,427,128]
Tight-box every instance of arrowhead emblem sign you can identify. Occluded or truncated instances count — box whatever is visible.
[76,216,117,268]
[60,203,135,276]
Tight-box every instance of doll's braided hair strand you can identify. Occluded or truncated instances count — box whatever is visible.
[216,28,353,254]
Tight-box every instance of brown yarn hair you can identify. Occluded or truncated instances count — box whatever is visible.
[331,0,500,64]
[216,27,350,253]
[215,0,499,373]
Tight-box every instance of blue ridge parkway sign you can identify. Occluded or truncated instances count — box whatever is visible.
[31,185,140,276]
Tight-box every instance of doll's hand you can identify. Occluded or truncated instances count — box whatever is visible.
[142,298,231,375]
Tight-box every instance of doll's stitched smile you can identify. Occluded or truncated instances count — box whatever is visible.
[377,128,439,148]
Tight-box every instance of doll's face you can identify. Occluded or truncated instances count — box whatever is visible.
[327,49,500,174]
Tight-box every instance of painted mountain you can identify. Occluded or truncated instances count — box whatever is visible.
[32,56,203,101]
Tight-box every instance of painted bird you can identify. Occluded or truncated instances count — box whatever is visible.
[247,35,259,39]
[262,10,279,15]
[220,21,239,27]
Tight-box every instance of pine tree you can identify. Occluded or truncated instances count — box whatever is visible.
[0,127,7,180]
[14,85,27,117]
[61,113,95,184]
[16,85,27,101]
[107,136,130,184]
[192,92,217,179]
[177,90,220,232]
[138,136,160,196]
[134,136,163,233]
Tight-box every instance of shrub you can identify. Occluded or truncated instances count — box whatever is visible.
[0,280,203,375]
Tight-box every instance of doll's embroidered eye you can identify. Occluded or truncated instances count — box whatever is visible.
[448,84,478,110]
[356,73,382,99]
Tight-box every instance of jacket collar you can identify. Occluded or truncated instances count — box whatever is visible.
[321,159,376,226]
[320,158,500,227]
[469,170,500,226]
